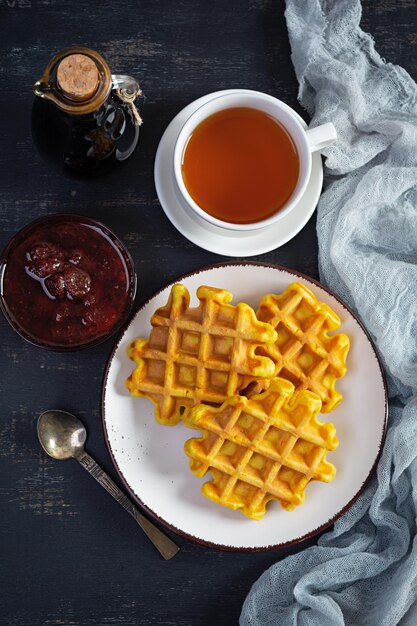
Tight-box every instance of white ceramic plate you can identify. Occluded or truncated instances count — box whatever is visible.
[102,263,387,551]
[154,90,323,256]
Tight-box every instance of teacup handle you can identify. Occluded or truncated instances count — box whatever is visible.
[305,122,337,153]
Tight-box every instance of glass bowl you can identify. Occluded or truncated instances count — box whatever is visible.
[0,214,137,351]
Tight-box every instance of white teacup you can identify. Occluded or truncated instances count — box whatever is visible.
[173,90,336,232]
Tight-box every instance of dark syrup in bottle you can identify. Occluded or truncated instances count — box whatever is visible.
[31,47,141,178]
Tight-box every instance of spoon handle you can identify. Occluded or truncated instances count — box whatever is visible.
[76,451,179,560]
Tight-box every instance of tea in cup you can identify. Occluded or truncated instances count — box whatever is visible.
[173,90,336,231]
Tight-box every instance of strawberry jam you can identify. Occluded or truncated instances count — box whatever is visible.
[0,215,136,349]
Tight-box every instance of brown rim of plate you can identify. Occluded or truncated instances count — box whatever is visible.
[100,261,389,552]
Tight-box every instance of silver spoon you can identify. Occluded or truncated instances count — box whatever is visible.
[37,409,179,560]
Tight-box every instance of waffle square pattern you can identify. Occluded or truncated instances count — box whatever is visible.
[126,284,278,426]
[184,377,339,520]
[257,282,350,413]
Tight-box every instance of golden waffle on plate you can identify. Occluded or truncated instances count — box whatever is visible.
[126,284,278,426]
[184,378,338,520]
[255,282,350,413]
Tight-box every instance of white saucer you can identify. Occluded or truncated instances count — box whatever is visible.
[154,89,323,257]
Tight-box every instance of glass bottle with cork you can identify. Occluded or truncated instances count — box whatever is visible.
[32,46,142,177]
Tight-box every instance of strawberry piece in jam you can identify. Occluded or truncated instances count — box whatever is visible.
[45,273,67,299]
[27,241,64,263]
[26,242,66,278]
[62,267,92,300]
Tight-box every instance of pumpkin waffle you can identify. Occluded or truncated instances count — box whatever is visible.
[126,284,278,426]
[255,282,350,413]
[184,377,338,519]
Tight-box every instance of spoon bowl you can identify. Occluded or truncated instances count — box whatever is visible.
[38,409,87,460]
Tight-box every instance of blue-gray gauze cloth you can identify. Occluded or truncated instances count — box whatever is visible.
[240,1,417,625]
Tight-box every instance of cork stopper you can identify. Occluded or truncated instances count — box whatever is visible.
[57,53,99,101]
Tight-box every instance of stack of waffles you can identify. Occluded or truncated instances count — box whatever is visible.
[126,281,350,520]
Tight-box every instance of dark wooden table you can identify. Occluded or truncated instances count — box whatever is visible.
[1,2,415,624]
